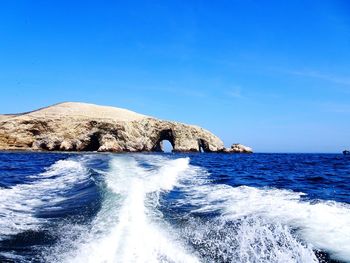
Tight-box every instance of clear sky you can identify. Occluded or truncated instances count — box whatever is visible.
[0,0,349,153]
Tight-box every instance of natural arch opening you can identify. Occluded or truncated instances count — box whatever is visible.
[161,140,173,153]
[84,133,101,151]
[198,139,211,153]
[152,129,175,152]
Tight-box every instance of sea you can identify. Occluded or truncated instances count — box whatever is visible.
[0,152,349,263]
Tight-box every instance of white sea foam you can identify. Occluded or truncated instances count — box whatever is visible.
[180,176,350,262]
[59,156,199,263]
[42,155,350,263]
[0,158,89,239]
[181,216,318,263]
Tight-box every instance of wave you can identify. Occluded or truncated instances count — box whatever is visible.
[0,158,91,239]
[179,172,350,262]
[17,154,350,263]
[51,155,199,263]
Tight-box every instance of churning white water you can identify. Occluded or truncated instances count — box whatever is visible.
[177,167,350,262]
[0,159,89,239]
[56,156,199,263]
[40,155,350,263]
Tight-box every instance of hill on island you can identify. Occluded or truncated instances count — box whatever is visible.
[0,102,252,153]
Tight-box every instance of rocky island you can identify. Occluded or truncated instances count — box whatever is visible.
[0,102,252,153]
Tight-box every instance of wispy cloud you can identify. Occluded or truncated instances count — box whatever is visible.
[285,69,350,86]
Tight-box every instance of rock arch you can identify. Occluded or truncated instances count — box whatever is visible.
[152,129,175,152]
[198,138,211,153]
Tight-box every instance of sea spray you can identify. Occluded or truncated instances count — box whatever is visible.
[59,156,199,263]
[6,153,349,263]
[177,174,350,262]
[0,159,90,239]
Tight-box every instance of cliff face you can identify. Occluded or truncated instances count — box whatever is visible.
[0,102,225,152]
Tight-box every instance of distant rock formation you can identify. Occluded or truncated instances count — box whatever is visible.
[223,143,253,153]
[0,102,252,153]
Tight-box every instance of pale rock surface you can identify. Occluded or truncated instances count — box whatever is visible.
[226,143,253,153]
[0,102,230,152]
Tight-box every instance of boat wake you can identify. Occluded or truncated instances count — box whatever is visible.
[1,154,349,263]
[177,172,350,262]
[47,156,199,263]
[0,159,91,239]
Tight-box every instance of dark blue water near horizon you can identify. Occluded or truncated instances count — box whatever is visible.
[190,153,350,204]
[0,152,349,263]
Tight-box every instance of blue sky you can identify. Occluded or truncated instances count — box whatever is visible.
[0,0,349,152]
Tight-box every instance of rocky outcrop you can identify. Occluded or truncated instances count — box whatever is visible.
[0,102,230,152]
[222,143,253,153]
[0,102,253,153]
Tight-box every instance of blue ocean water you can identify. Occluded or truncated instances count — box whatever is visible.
[0,152,349,263]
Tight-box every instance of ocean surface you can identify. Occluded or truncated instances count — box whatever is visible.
[0,152,349,263]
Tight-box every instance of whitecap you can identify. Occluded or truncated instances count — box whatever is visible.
[55,155,199,263]
[180,172,350,262]
[0,158,90,239]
